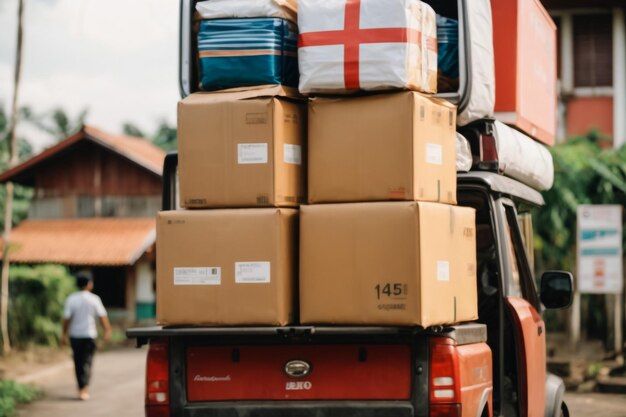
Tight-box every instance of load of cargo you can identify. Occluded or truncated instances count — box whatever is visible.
[159,0,557,328]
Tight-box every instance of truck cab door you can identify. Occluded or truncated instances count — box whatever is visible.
[496,199,546,417]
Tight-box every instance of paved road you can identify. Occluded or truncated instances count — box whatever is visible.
[18,347,147,417]
[565,392,626,417]
[16,346,626,417]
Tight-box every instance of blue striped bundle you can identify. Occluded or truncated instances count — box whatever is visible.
[197,18,299,91]
[436,15,459,79]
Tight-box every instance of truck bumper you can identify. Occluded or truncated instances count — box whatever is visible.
[179,401,415,417]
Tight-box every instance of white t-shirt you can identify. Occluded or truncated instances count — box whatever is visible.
[63,291,108,339]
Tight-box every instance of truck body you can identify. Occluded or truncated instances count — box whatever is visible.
[128,155,572,417]
[132,1,571,414]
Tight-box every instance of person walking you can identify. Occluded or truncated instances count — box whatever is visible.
[61,273,112,401]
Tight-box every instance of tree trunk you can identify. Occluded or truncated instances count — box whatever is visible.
[1,183,13,355]
[1,0,25,355]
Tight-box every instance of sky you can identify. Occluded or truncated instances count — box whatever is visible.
[0,0,179,151]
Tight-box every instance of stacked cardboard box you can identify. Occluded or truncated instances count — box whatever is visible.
[157,0,482,329]
[298,1,478,328]
[157,1,304,326]
[301,92,477,327]
[157,89,305,326]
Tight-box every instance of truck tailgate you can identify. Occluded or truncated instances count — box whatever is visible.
[186,344,411,401]
[128,325,489,417]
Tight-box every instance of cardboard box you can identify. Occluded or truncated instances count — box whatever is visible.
[308,92,457,204]
[300,202,477,326]
[492,0,557,145]
[157,208,297,326]
[178,90,306,208]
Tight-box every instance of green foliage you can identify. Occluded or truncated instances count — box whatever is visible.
[7,264,75,348]
[123,119,177,151]
[0,380,41,417]
[0,106,34,230]
[26,106,89,142]
[0,106,34,163]
[152,120,177,151]
[533,131,626,272]
[122,122,146,139]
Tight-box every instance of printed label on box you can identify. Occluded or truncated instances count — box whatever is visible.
[283,144,302,165]
[238,143,268,164]
[426,143,443,165]
[235,262,271,283]
[174,267,221,286]
[437,261,450,282]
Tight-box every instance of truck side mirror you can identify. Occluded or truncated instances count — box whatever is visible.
[540,271,573,309]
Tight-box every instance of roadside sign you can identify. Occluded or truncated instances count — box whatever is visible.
[577,205,623,294]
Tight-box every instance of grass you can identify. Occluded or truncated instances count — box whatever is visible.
[0,380,42,417]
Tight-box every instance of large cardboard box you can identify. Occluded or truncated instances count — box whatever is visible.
[308,92,457,204]
[178,90,306,208]
[157,208,297,326]
[492,0,557,145]
[300,202,477,326]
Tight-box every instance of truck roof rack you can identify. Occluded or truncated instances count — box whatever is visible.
[458,171,544,207]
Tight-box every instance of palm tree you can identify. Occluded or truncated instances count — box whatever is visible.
[1,0,25,354]
[29,107,89,142]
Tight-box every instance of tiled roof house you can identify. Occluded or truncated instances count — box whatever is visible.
[0,125,166,321]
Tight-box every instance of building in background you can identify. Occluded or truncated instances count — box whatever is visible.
[0,126,165,322]
[543,0,626,147]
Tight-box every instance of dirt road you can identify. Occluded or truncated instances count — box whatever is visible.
[18,346,147,417]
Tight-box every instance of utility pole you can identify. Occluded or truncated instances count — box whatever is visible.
[1,0,25,355]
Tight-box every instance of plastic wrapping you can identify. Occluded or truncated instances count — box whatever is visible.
[197,18,299,91]
[298,0,437,94]
[456,132,473,173]
[196,0,297,22]
[456,0,495,126]
[493,121,554,191]
[421,4,438,93]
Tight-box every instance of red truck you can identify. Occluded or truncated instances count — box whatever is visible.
[128,152,573,417]
[127,1,573,415]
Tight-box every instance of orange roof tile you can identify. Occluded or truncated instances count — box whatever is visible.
[0,218,156,266]
[0,125,166,183]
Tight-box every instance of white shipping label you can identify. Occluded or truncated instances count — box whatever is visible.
[283,144,302,165]
[437,261,450,282]
[426,143,443,165]
[238,143,268,164]
[235,262,271,283]
[174,267,221,286]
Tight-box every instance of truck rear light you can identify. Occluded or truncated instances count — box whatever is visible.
[475,132,500,172]
[146,338,170,416]
[430,404,462,417]
[145,405,169,417]
[479,133,498,163]
[429,338,461,417]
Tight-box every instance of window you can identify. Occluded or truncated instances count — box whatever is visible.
[504,205,540,310]
[573,14,613,87]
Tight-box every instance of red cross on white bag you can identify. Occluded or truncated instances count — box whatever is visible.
[298,0,423,90]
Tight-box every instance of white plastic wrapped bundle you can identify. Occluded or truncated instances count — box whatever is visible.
[422,3,438,92]
[493,121,554,191]
[456,0,495,126]
[196,0,296,22]
[456,132,473,173]
[298,0,437,94]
